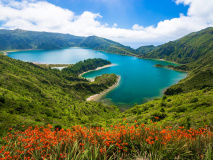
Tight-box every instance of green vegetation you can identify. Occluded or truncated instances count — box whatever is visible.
[167,64,175,68]
[110,27,213,131]
[0,29,137,56]
[165,66,213,95]
[38,64,72,68]
[62,58,111,76]
[141,27,213,71]
[154,64,165,67]
[0,55,120,142]
[136,45,157,54]
[1,27,213,159]
[0,29,83,50]
[78,36,137,56]
[113,88,213,129]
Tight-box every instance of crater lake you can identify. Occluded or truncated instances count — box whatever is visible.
[7,47,187,109]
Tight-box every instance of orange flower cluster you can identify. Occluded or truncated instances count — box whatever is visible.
[0,122,212,160]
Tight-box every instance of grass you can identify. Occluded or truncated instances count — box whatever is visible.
[37,64,73,68]
[0,120,212,160]
[116,87,213,130]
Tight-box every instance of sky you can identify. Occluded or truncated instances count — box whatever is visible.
[0,0,213,48]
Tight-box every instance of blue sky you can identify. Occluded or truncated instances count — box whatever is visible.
[48,0,189,29]
[0,0,212,48]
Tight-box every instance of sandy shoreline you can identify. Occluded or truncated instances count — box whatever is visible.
[79,64,117,78]
[86,75,121,101]
[3,49,44,56]
[153,58,178,64]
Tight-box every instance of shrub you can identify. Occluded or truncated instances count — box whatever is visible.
[0,96,5,103]
[190,97,198,103]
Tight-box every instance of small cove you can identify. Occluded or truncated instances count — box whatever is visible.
[7,47,187,109]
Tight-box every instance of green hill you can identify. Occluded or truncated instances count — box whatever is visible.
[136,45,157,54]
[78,36,137,56]
[0,55,120,139]
[0,29,137,56]
[114,86,213,129]
[62,58,111,76]
[0,29,83,50]
[141,27,213,70]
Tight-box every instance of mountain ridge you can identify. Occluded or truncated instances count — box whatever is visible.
[0,29,137,56]
[141,27,213,70]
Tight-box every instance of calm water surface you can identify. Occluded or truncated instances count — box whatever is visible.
[8,48,187,109]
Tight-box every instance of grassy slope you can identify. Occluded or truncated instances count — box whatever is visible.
[113,88,213,129]
[0,55,120,140]
[78,36,137,56]
[0,29,137,56]
[165,66,213,95]
[0,29,84,50]
[136,45,157,54]
[141,27,213,70]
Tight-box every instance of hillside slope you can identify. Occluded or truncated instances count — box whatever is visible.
[0,29,84,50]
[0,55,120,138]
[0,29,137,56]
[78,36,137,56]
[141,27,213,70]
[114,87,213,129]
[136,45,157,54]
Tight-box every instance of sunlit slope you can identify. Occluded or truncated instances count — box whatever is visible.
[0,29,137,56]
[78,36,137,56]
[141,27,213,70]
[0,55,120,138]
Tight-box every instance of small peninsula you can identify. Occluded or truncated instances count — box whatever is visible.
[154,63,165,67]
[62,58,111,77]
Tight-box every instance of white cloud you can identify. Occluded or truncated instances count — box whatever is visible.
[132,24,144,31]
[112,23,117,28]
[0,0,213,48]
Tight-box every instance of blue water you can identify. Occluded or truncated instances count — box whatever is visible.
[8,48,187,109]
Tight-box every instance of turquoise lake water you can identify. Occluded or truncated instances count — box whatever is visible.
[8,47,187,109]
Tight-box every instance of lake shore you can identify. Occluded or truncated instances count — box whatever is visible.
[153,58,179,64]
[86,75,121,101]
[79,63,117,78]
[3,49,45,57]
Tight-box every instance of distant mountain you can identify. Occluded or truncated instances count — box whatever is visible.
[0,29,84,50]
[0,29,136,56]
[78,36,137,56]
[136,45,157,54]
[141,27,213,70]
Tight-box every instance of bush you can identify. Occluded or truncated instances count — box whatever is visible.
[190,97,198,103]
[175,106,187,113]
[162,95,167,100]
[0,96,5,103]
[150,111,167,121]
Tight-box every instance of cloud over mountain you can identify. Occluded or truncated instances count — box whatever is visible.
[0,0,213,47]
